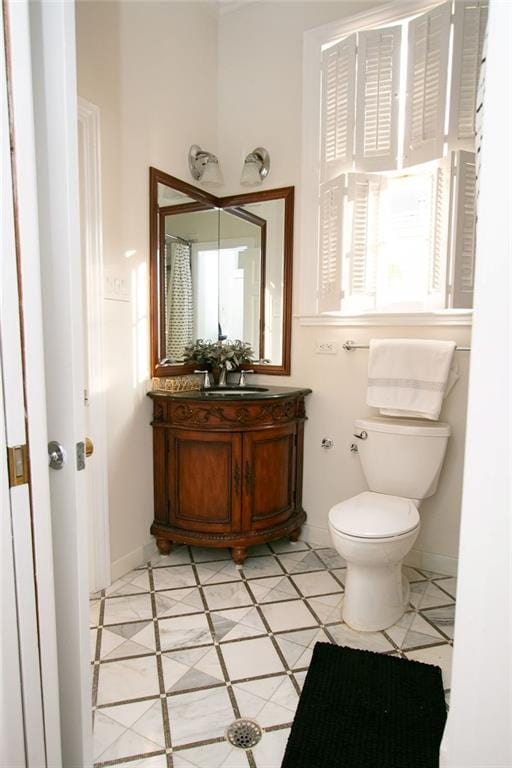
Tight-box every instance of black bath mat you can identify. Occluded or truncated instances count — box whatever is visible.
[281,643,446,768]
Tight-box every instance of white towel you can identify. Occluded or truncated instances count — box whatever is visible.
[367,339,458,421]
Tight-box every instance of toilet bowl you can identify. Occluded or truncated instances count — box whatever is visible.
[329,417,450,631]
[329,492,420,631]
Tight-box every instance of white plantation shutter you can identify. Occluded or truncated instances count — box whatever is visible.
[343,173,384,311]
[448,0,489,150]
[428,161,450,303]
[447,150,476,308]
[318,177,345,312]
[403,2,451,167]
[320,35,356,181]
[355,25,401,171]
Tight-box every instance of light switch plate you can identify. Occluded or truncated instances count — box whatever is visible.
[104,268,130,302]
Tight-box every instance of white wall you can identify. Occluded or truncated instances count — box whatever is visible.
[76,1,218,576]
[218,1,470,574]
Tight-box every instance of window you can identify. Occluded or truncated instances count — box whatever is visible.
[315,0,487,317]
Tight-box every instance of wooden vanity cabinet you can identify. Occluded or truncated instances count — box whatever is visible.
[149,390,309,564]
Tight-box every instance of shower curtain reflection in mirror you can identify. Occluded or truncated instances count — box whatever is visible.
[165,236,193,361]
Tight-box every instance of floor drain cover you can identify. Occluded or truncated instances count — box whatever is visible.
[225,718,263,750]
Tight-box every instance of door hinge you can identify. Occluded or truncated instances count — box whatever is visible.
[7,444,29,487]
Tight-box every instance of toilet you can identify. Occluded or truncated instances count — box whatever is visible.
[329,417,451,632]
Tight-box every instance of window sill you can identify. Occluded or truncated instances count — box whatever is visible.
[296,310,473,327]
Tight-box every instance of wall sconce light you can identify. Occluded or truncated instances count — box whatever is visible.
[188,144,223,186]
[240,147,270,186]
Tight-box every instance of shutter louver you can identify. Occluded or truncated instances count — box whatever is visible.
[448,150,476,308]
[355,25,401,171]
[318,177,344,312]
[448,0,489,150]
[320,35,356,181]
[403,2,451,167]
[343,174,383,311]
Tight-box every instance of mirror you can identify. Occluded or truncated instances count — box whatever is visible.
[150,168,293,376]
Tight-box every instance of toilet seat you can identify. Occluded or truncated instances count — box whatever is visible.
[329,491,419,539]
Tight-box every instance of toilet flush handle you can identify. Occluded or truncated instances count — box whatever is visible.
[353,430,368,440]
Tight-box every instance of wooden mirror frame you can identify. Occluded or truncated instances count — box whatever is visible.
[149,167,294,378]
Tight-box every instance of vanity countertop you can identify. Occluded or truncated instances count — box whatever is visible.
[148,385,312,401]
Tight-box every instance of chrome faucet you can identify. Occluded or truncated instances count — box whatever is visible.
[239,369,254,387]
[194,369,210,388]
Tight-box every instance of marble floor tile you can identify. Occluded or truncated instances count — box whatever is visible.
[136,613,212,653]
[315,548,346,570]
[196,560,243,585]
[148,546,192,567]
[275,627,331,670]
[109,756,167,768]
[173,740,249,767]
[385,610,446,650]
[221,637,285,680]
[409,581,455,610]
[290,570,342,597]
[251,727,290,768]
[211,606,266,642]
[103,594,153,626]
[277,551,325,574]
[151,565,198,591]
[92,542,457,767]
[241,556,283,579]
[154,588,203,618]
[166,686,234,746]
[233,674,298,728]
[203,581,253,610]
[306,592,344,624]
[96,655,160,705]
[421,604,456,639]
[259,600,317,633]
[249,575,299,604]
[326,623,395,653]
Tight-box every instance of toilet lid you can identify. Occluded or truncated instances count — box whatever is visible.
[329,492,419,539]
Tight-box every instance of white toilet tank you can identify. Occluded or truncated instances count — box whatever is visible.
[354,417,451,500]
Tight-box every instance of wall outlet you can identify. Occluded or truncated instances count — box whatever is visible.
[315,340,338,355]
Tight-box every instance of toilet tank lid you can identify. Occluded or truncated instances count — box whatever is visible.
[329,492,420,538]
[355,416,451,437]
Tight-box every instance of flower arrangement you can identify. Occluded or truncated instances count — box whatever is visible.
[183,339,256,371]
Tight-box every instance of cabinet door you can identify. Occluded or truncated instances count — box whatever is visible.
[168,429,242,533]
[242,424,296,530]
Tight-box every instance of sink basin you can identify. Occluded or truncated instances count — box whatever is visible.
[203,386,268,396]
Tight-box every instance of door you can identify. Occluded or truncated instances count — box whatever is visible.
[242,424,296,530]
[168,429,242,533]
[29,1,92,764]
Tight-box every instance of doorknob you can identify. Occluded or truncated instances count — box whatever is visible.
[85,437,94,458]
[48,441,66,470]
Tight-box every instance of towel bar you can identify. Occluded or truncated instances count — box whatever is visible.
[342,340,471,352]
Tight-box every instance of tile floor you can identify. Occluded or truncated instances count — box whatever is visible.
[90,540,456,768]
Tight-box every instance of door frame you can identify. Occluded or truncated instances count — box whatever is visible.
[78,97,111,592]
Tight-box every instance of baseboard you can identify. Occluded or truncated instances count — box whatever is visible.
[405,549,458,576]
[110,540,158,583]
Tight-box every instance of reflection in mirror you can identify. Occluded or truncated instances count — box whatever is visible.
[150,168,293,377]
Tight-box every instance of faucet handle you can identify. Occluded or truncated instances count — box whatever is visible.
[239,369,254,387]
[194,369,211,388]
